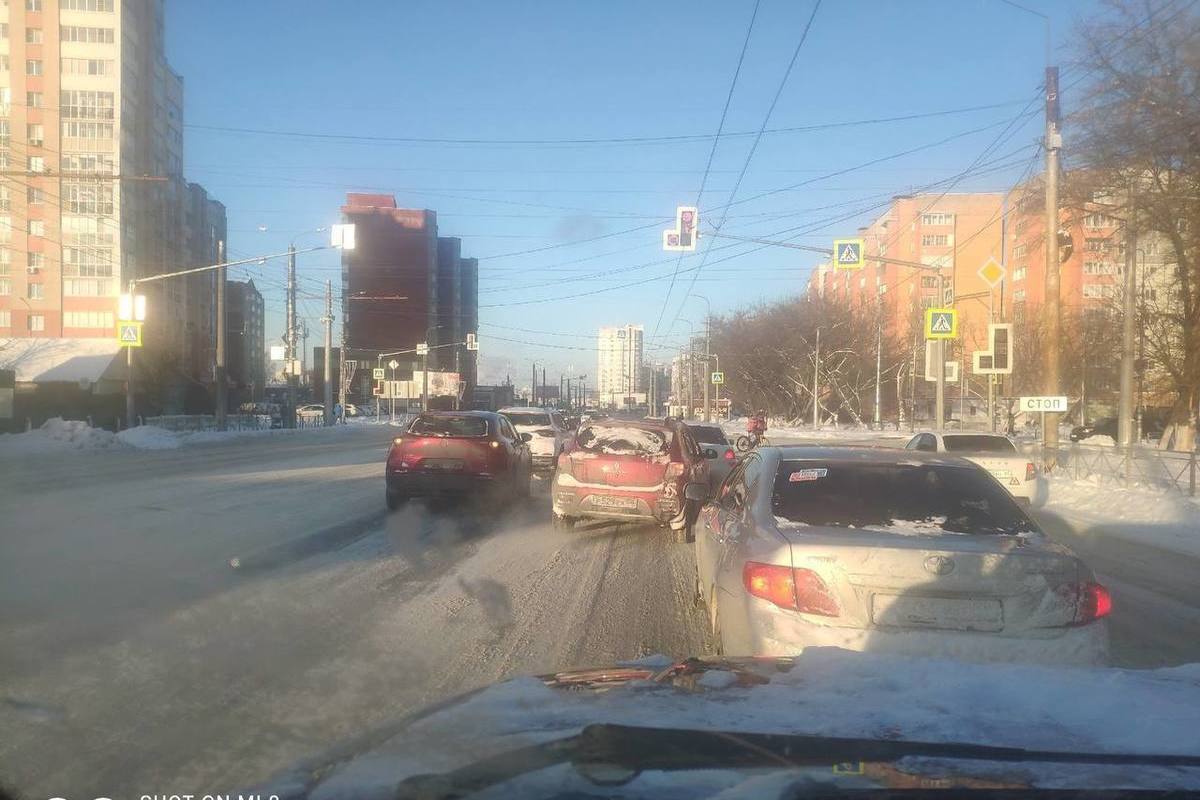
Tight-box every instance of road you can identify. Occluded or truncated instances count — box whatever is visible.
[1,425,1197,797]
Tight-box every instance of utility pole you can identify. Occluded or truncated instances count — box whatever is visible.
[812,328,821,429]
[935,271,947,432]
[1118,182,1138,451]
[286,244,297,428]
[1043,65,1063,464]
[531,362,537,405]
[703,316,711,423]
[323,279,333,425]
[125,280,135,428]
[542,367,547,408]
[874,291,883,429]
[215,239,227,431]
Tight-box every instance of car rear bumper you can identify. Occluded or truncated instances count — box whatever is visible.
[387,469,498,496]
[735,604,1109,667]
[552,486,683,527]
[531,453,557,471]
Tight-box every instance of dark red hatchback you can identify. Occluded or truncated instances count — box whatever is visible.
[386,411,532,509]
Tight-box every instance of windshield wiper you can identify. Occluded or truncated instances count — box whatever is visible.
[394,723,1200,799]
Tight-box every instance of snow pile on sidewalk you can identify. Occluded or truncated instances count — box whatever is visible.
[115,425,181,450]
[723,417,909,442]
[1045,474,1200,558]
[0,417,119,455]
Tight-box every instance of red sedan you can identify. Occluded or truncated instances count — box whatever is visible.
[385,411,533,509]
[551,417,709,540]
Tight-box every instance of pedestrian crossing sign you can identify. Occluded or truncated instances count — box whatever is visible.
[116,322,143,347]
[924,308,957,340]
[833,238,865,270]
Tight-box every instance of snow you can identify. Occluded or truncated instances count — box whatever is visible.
[309,647,1200,794]
[0,417,118,454]
[723,417,910,441]
[579,425,670,455]
[1044,475,1200,559]
[1082,434,1117,446]
[115,425,181,450]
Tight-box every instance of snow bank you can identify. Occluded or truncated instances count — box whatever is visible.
[1081,434,1117,446]
[0,417,118,455]
[1045,475,1200,558]
[723,418,909,442]
[115,425,181,450]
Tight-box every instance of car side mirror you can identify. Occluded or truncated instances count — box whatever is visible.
[520,432,533,443]
[703,447,718,459]
[684,482,708,502]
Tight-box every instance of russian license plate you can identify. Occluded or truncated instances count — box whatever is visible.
[592,495,638,510]
[989,469,1013,479]
[872,594,1003,632]
[425,459,464,471]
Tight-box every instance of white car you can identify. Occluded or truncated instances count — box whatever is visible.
[905,431,1046,506]
[499,407,569,472]
[694,446,1110,667]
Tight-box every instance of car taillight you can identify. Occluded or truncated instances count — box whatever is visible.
[1025,462,1037,481]
[723,448,736,462]
[742,562,840,617]
[1076,582,1112,624]
[665,461,685,480]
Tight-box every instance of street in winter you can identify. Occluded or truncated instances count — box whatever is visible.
[4,1,1200,797]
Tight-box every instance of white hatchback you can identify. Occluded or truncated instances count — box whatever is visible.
[906,432,1047,506]
[499,407,570,472]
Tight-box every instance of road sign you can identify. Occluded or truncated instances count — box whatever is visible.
[972,324,1013,375]
[833,238,865,270]
[372,384,382,397]
[662,206,698,252]
[372,368,385,380]
[1019,396,1068,413]
[388,359,400,370]
[330,223,356,250]
[270,345,286,361]
[466,333,479,351]
[923,345,959,383]
[116,322,143,347]
[977,258,1005,288]
[118,293,146,322]
[924,308,957,339]
[416,342,429,356]
[711,371,724,385]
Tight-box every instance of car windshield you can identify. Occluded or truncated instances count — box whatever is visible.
[771,461,1037,536]
[688,425,728,445]
[504,412,552,427]
[409,415,489,437]
[576,425,670,455]
[941,435,1017,453]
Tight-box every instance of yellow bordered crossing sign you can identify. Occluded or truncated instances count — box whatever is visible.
[116,321,143,347]
[832,238,865,270]
[924,308,957,340]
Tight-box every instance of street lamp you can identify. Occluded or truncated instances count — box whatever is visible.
[678,317,698,419]
[688,294,713,422]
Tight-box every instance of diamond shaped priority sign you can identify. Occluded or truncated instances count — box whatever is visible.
[833,238,865,270]
[924,308,957,340]
[978,258,1005,288]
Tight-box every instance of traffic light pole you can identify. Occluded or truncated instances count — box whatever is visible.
[286,245,297,428]
[1042,66,1063,466]
[215,240,227,431]
[323,280,334,424]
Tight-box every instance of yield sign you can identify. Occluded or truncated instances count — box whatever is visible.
[116,322,143,347]
[977,257,1005,288]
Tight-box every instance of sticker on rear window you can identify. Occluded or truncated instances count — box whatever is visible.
[789,468,828,482]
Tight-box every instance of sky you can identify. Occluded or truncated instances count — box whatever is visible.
[165,0,1097,385]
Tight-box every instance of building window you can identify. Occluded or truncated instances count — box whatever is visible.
[0,310,10,327]
[920,212,954,226]
[1012,243,1028,259]
[62,0,114,10]
[27,187,44,205]
[1084,261,1116,275]
[25,59,42,76]
[1083,213,1114,229]
[0,278,8,295]
[0,217,10,243]
[28,219,44,236]
[28,313,44,331]
[28,156,45,172]
[1013,289,1026,303]
[26,123,43,146]
[0,88,9,111]
[62,120,114,139]
[0,248,9,273]
[0,24,7,38]
[63,182,114,215]
[25,28,42,44]
[0,55,9,72]
[61,25,115,43]
[920,275,940,288]
[921,233,950,247]
[26,92,42,109]
[0,186,8,212]
[61,58,114,76]
[61,153,116,174]
[1012,266,1027,281]
[64,246,112,276]
[65,277,111,295]
[60,90,115,120]
[1085,237,1112,253]
[28,282,43,299]
[27,251,44,269]
[26,0,43,10]
[64,310,113,328]
[1083,283,1115,299]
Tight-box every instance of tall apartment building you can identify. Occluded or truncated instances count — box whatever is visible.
[596,324,643,404]
[226,278,264,405]
[0,0,224,401]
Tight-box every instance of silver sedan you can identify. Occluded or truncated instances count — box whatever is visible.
[693,446,1110,667]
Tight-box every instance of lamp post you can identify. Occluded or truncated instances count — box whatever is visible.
[688,294,712,422]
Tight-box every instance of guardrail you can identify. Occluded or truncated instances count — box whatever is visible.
[144,414,273,432]
[1018,441,1198,496]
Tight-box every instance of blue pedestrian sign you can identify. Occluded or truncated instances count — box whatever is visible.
[833,238,865,270]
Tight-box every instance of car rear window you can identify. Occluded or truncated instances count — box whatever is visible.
[504,412,551,427]
[942,435,1016,453]
[771,461,1036,536]
[576,425,671,455]
[688,425,728,445]
[408,415,489,437]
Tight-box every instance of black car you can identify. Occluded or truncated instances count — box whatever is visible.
[1069,417,1118,442]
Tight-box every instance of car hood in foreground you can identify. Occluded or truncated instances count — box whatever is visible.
[257,648,1200,799]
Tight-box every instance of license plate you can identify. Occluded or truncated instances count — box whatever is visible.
[425,459,464,471]
[592,495,638,509]
[989,469,1012,479]
[872,594,1003,632]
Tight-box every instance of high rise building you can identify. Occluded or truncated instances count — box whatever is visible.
[226,278,264,405]
[597,324,643,404]
[0,0,224,406]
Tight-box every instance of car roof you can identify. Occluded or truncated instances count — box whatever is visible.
[415,410,496,418]
[764,445,978,469]
[581,417,675,431]
[498,406,555,414]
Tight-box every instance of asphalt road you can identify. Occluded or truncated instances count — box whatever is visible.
[1,425,1196,797]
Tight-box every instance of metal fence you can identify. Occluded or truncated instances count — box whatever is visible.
[144,414,273,432]
[1018,441,1198,496]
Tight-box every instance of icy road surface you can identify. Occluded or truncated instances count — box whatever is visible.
[1,423,1197,796]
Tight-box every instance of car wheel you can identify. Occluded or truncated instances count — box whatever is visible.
[735,435,752,453]
[709,594,724,657]
[385,490,406,512]
[553,514,576,532]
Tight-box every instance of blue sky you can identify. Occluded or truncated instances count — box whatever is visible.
[166,0,1094,383]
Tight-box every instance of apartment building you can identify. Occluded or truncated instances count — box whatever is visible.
[0,0,225,403]
[597,324,643,405]
[226,278,264,405]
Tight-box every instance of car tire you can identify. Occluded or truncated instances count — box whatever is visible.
[553,514,576,532]
[735,435,752,453]
[709,594,724,657]
[385,490,406,512]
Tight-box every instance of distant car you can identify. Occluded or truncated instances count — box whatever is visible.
[296,403,324,417]
[905,432,1045,506]
[343,403,372,418]
[694,446,1110,666]
[498,407,570,472]
[384,411,532,510]
[1069,417,1118,442]
[686,422,738,491]
[551,417,709,540]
